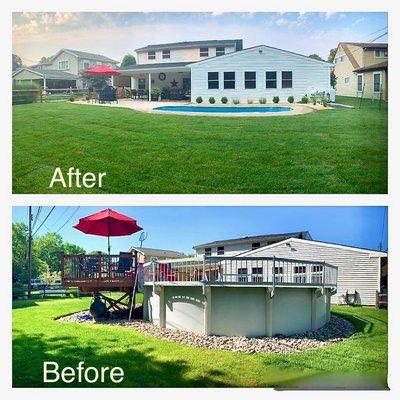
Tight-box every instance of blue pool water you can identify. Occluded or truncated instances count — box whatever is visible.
[154,105,293,114]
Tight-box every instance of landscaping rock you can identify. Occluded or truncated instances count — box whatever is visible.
[58,313,356,354]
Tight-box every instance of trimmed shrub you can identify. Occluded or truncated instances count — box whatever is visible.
[209,97,216,104]
[259,97,267,104]
[322,95,328,107]
[301,95,309,104]
[273,96,280,104]
[12,81,39,105]
[196,96,203,104]
[69,95,75,102]
[247,99,254,104]
[221,96,228,104]
[232,98,240,105]
[12,283,25,300]
[310,94,317,105]
[287,96,294,104]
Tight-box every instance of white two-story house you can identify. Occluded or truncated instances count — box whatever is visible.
[119,39,332,103]
[12,48,118,89]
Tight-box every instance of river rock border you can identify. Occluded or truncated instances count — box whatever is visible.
[58,312,356,354]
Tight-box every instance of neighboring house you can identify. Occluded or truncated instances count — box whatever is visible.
[129,246,185,264]
[12,48,118,89]
[119,40,333,102]
[193,231,312,257]
[239,237,387,306]
[334,42,388,100]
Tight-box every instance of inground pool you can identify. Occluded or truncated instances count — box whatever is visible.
[153,105,294,115]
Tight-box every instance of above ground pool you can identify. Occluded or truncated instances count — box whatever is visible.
[154,105,293,114]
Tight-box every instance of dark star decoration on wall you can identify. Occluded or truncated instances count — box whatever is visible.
[170,79,178,87]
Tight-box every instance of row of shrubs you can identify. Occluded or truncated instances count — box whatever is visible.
[12,81,40,105]
[300,92,329,107]
[196,95,295,105]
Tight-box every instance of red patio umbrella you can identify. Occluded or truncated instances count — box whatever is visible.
[73,208,143,254]
[84,65,120,76]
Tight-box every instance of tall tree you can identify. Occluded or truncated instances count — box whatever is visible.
[309,53,325,61]
[12,54,23,71]
[120,53,136,67]
[327,48,337,63]
[327,48,338,89]
[12,222,28,282]
[33,232,64,273]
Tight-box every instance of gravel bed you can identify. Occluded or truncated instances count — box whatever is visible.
[58,312,356,354]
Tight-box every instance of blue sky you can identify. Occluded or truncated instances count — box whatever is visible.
[12,12,387,65]
[12,206,388,254]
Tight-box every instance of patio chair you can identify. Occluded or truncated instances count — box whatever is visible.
[115,252,133,276]
[99,85,118,104]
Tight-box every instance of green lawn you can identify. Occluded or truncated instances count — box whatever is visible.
[12,298,388,388]
[12,96,387,193]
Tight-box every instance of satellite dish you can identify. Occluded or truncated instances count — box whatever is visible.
[139,232,148,247]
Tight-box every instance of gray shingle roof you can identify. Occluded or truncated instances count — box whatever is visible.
[343,42,388,49]
[135,39,242,52]
[59,49,118,63]
[118,61,194,71]
[13,68,78,80]
[193,231,312,249]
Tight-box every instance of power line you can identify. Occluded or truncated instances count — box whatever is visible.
[365,26,388,38]
[33,206,56,236]
[56,206,80,233]
[49,206,70,228]
[31,206,42,231]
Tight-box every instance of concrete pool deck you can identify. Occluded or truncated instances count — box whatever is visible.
[74,99,328,117]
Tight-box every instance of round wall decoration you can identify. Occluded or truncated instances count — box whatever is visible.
[158,72,166,81]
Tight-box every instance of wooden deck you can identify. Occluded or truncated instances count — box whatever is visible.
[61,252,139,292]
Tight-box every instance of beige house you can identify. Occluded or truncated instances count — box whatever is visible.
[12,48,118,89]
[129,246,185,264]
[334,42,388,101]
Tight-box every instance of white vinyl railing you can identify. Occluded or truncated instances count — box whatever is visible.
[143,256,337,287]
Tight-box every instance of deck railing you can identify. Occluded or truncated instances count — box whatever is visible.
[61,252,140,289]
[143,256,337,287]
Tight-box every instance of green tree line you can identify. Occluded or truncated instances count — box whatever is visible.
[12,222,85,283]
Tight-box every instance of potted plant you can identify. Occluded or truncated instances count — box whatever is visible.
[151,87,162,101]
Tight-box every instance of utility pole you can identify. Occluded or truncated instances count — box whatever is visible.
[27,206,33,298]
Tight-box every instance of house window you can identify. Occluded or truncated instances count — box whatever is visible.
[374,72,382,93]
[339,55,346,63]
[251,242,261,250]
[374,49,388,58]
[244,71,256,89]
[274,266,284,283]
[83,60,90,70]
[311,265,323,284]
[200,47,209,57]
[148,51,156,60]
[162,49,170,59]
[294,265,307,283]
[282,71,293,88]
[357,74,364,92]
[217,246,224,255]
[208,72,219,89]
[265,71,277,89]
[224,72,235,89]
[251,267,263,282]
[205,247,212,256]
[138,78,146,90]
[216,46,225,56]
[344,76,350,84]
[58,60,69,70]
[237,267,248,282]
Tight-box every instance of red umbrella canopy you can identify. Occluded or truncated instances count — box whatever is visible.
[84,65,120,76]
[73,208,142,237]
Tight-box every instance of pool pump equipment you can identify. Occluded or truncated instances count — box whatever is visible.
[90,292,107,319]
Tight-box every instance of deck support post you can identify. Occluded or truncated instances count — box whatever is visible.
[326,290,331,323]
[159,286,166,328]
[311,289,317,331]
[203,285,211,335]
[266,288,274,337]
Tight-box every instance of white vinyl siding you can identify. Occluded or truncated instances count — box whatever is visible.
[242,239,381,306]
[190,46,331,103]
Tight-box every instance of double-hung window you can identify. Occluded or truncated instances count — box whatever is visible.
[138,78,146,90]
[244,71,256,89]
[205,247,212,256]
[58,60,69,70]
[374,49,388,58]
[265,71,277,89]
[373,72,382,93]
[357,74,364,92]
[224,72,235,89]
[282,71,293,88]
[148,51,156,60]
[216,46,225,56]
[217,246,224,255]
[200,47,209,57]
[162,49,170,59]
[208,72,219,89]
[83,60,90,70]
[251,242,261,250]
[237,267,248,283]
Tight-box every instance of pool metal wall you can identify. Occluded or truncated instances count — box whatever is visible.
[143,285,331,337]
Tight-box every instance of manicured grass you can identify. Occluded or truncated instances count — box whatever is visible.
[12,96,387,193]
[12,298,388,388]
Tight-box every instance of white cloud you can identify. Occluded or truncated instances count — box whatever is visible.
[353,17,365,25]
[324,12,337,20]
